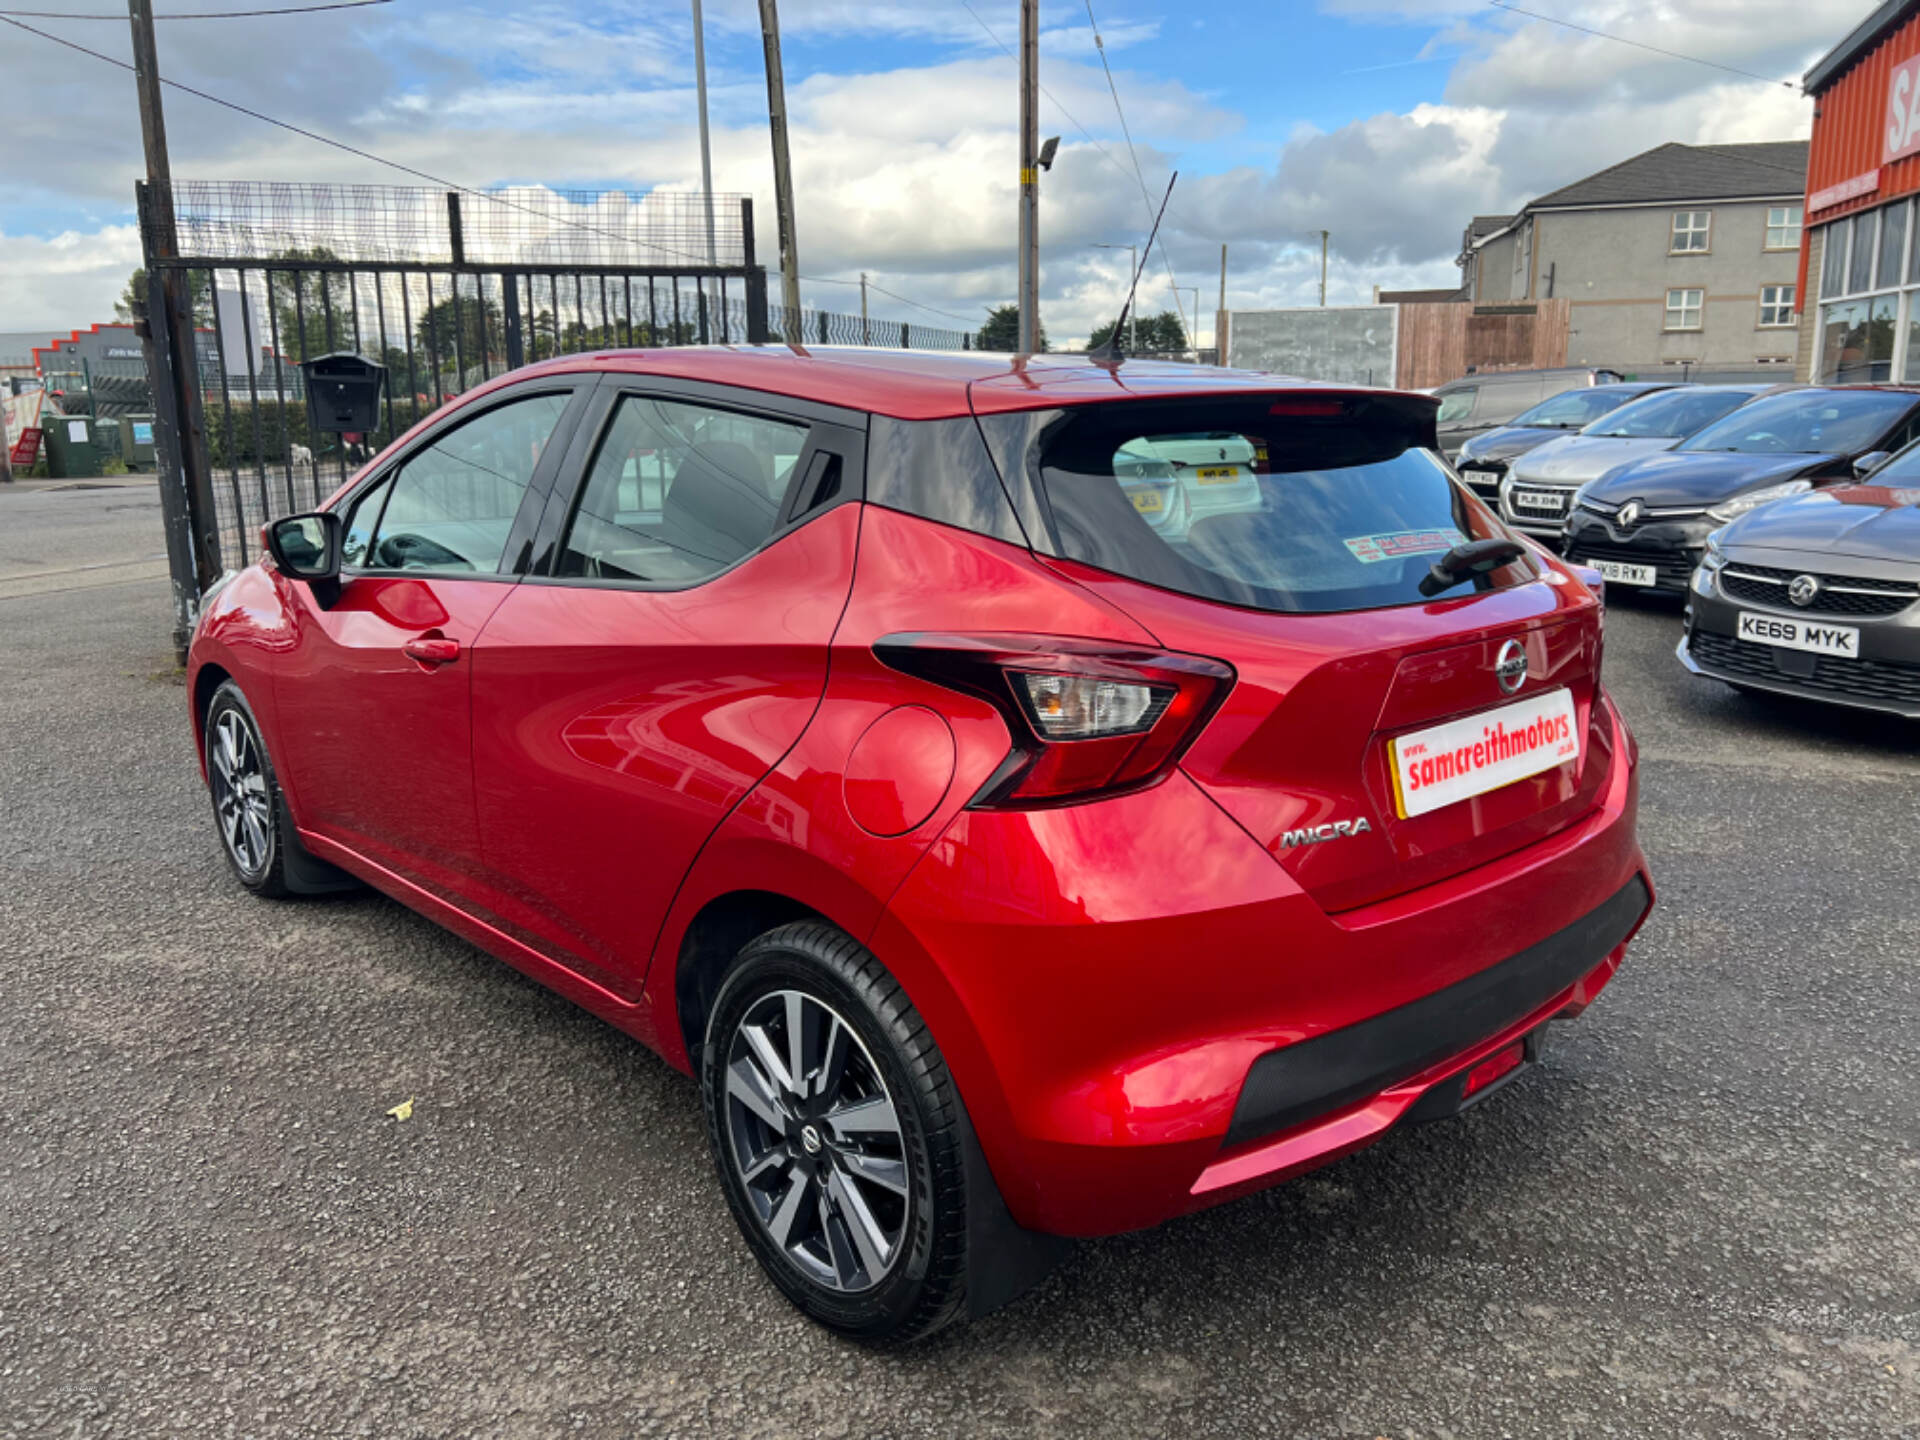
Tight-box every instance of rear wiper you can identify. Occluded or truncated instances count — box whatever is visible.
[1418,538,1526,597]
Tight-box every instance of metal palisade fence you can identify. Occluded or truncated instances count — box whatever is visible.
[133,180,972,656]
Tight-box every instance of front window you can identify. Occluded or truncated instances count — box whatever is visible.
[1036,397,1535,615]
[1850,208,1880,294]
[1510,388,1638,430]
[1665,288,1704,331]
[1670,210,1711,253]
[1677,389,1913,456]
[1765,204,1802,251]
[354,391,570,573]
[1758,285,1795,328]
[1586,387,1758,440]
[1822,216,1852,297]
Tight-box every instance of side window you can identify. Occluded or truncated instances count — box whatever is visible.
[363,391,571,574]
[557,394,810,584]
[339,472,393,569]
[1435,386,1477,424]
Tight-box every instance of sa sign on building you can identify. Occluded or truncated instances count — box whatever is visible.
[1887,52,1920,163]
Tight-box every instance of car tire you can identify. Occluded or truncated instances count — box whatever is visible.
[700,922,969,1343]
[204,680,297,898]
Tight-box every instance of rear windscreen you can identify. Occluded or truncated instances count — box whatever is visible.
[1039,398,1535,614]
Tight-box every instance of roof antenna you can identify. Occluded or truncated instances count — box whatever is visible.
[1089,171,1178,366]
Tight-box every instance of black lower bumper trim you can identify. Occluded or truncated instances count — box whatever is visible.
[1225,875,1651,1148]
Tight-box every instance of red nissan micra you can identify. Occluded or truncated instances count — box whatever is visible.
[187,347,1652,1340]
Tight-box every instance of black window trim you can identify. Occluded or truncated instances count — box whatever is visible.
[521,377,868,593]
[325,375,598,583]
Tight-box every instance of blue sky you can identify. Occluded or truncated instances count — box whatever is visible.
[0,0,1854,342]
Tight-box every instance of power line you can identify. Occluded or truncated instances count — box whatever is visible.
[800,274,977,326]
[2,9,968,329]
[1485,1,1795,90]
[0,0,387,15]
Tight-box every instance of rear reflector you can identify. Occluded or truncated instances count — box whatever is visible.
[1463,1041,1526,1098]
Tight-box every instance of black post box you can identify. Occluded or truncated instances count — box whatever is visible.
[301,352,387,434]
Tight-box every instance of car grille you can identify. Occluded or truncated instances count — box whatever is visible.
[1564,541,1695,589]
[1718,563,1919,619]
[1691,630,1920,706]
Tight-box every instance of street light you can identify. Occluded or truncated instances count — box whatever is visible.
[1089,242,1136,352]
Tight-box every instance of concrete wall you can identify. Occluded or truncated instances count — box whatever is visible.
[1533,201,1800,371]
[1222,305,1397,384]
[1474,232,1518,303]
[1795,226,1825,384]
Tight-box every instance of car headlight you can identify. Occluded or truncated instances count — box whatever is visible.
[1705,480,1811,523]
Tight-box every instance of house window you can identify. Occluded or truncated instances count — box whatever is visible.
[1759,285,1796,328]
[1765,204,1803,251]
[1670,210,1711,253]
[1665,288,1704,330]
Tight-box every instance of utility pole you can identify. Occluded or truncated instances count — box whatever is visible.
[860,272,870,345]
[691,0,719,326]
[1319,230,1329,306]
[127,0,220,662]
[757,0,802,320]
[1016,0,1040,353]
[1217,243,1228,367]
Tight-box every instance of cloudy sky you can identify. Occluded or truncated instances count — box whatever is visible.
[0,0,1862,346]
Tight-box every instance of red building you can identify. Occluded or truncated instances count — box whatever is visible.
[1801,0,1920,382]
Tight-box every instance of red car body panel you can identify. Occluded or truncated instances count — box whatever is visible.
[187,348,1653,1246]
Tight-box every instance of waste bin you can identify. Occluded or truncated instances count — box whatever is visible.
[42,414,101,479]
[120,414,158,470]
[302,353,386,434]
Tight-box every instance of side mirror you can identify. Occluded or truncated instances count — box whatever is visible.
[1854,451,1891,479]
[265,511,342,582]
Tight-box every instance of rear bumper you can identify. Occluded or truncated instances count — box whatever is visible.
[873,694,1651,1238]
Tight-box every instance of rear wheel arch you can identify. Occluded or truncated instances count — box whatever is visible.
[674,890,830,1068]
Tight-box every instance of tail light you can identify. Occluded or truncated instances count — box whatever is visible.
[873,633,1234,807]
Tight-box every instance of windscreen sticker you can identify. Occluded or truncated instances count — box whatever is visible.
[1342,527,1465,564]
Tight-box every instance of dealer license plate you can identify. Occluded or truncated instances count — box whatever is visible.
[1510,488,1568,514]
[1388,687,1582,820]
[1592,559,1656,586]
[1737,611,1860,658]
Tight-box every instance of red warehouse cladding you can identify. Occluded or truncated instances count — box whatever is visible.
[1801,3,1920,306]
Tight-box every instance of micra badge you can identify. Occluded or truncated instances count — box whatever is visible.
[1280,818,1373,849]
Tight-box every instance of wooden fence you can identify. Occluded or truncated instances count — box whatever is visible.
[1394,299,1571,389]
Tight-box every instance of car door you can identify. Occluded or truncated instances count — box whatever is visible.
[271,381,590,902]
[468,380,866,1000]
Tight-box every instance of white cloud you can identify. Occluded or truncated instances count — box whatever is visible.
[0,0,1860,345]
[0,227,143,335]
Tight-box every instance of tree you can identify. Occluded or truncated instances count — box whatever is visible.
[414,292,503,373]
[1087,309,1188,354]
[976,303,1046,353]
[266,248,355,362]
[115,266,212,326]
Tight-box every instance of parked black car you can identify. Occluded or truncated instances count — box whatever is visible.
[1452,380,1676,504]
[1678,467,1920,718]
[1562,387,1920,593]
[1433,366,1625,459]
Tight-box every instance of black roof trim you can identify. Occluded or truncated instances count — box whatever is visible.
[1805,0,1920,95]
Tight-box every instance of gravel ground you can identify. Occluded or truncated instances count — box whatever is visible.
[2,483,1917,1438]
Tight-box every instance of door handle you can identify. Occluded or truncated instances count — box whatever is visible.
[403,636,461,666]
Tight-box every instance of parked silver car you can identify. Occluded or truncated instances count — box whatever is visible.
[1499,384,1788,541]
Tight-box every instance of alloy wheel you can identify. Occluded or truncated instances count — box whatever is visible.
[209,709,273,876]
[721,988,910,1293]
